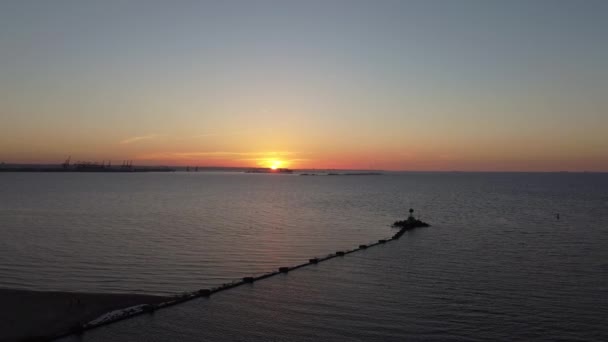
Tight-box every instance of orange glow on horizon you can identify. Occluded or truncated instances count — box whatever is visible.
[4,139,608,172]
[268,160,283,170]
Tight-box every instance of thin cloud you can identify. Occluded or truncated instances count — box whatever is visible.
[120,134,162,144]
[189,132,244,139]
[438,153,460,161]
[237,157,312,162]
[174,151,295,158]
[138,151,297,160]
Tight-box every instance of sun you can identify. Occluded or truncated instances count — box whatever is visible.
[269,160,282,170]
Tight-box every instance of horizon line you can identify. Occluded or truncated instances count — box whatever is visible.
[1,162,606,174]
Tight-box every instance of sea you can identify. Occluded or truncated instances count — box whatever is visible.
[1,172,607,341]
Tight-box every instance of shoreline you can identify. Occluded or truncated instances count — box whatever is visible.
[0,288,171,342]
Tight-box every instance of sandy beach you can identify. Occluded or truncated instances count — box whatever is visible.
[0,288,170,342]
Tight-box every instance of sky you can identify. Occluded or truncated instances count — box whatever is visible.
[1,0,607,171]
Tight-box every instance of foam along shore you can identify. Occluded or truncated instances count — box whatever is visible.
[0,288,171,342]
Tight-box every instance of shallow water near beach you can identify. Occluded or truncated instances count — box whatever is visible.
[2,172,608,340]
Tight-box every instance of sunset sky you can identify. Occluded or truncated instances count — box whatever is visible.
[1,0,606,171]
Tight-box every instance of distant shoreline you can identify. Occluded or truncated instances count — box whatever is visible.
[0,288,170,341]
[0,168,175,173]
[0,165,605,174]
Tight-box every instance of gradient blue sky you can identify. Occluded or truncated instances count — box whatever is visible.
[1,0,607,170]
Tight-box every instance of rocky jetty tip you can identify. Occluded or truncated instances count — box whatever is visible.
[391,208,430,239]
[392,208,430,229]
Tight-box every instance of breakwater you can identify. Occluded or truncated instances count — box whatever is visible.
[51,218,430,341]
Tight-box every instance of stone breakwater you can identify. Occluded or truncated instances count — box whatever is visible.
[53,218,430,341]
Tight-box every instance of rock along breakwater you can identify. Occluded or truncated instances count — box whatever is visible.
[52,214,430,341]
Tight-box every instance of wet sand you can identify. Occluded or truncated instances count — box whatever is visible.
[0,288,170,342]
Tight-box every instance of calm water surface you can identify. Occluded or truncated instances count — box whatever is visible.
[61,228,607,342]
[2,172,608,340]
[1,172,400,294]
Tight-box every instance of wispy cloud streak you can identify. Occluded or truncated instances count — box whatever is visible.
[188,132,244,139]
[120,134,162,144]
[137,151,298,160]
